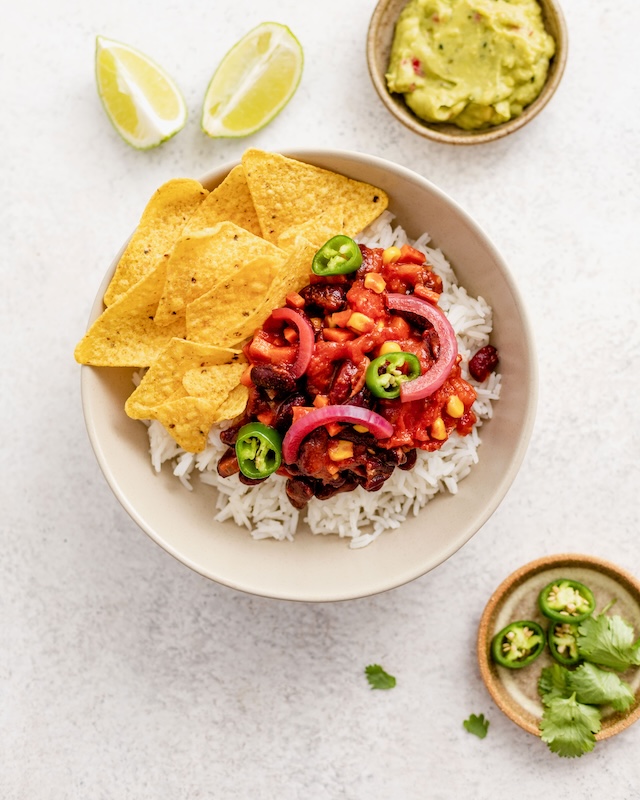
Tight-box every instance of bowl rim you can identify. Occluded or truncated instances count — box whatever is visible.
[366,0,569,145]
[80,148,538,601]
[477,553,640,740]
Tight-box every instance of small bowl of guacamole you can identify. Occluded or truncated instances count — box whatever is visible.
[367,0,568,144]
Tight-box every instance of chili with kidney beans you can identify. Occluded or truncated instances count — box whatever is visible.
[217,237,499,509]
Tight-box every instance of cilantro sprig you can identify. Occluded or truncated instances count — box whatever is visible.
[577,613,640,672]
[364,664,396,690]
[534,606,640,758]
[463,713,489,739]
[540,693,601,758]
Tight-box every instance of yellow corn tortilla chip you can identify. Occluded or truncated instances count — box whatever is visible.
[154,222,287,326]
[185,255,279,346]
[182,361,247,399]
[125,338,244,419]
[103,179,208,306]
[184,165,262,237]
[277,205,346,251]
[212,383,249,423]
[151,396,223,453]
[126,340,248,452]
[74,260,186,367]
[241,149,388,244]
[259,238,318,312]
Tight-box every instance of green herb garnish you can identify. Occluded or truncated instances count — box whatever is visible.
[569,662,635,712]
[463,713,489,739]
[364,664,396,690]
[539,693,601,758]
[577,613,640,672]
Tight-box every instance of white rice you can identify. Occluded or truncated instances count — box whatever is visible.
[143,211,501,548]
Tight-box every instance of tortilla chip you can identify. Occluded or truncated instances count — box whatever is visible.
[277,204,346,251]
[184,165,262,237]
[182,361,247,399]
[151,396,223,453]
[125,340,248,452]
[125,338,244,419]
[185,255,278,346]
[154,222,287,326]
[213,383,249,422]
[258,238,318,312]
[103,179,208,306]
[74,260,186,367]
[241,149,388,244]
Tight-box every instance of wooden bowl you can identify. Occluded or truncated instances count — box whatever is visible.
[477,554,640,740]
[366,0,568,145]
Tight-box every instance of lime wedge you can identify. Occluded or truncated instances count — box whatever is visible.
[95,36,187,150]
[201,22,303,138]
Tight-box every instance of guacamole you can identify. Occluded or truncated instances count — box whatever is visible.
[385,0,555,130]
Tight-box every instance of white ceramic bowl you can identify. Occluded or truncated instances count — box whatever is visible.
[80,150,537,601]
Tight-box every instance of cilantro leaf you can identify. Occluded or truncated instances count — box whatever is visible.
[540,693,601,758]
[578,614,640,672]
[569,662,635,712]
[364,664,396,690]
[463,713,489,739]
[538,663,573,704]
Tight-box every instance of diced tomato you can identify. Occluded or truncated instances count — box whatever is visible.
[257,410,276,426]
[282,326,299,344]
[395,262,423,282]
[389,314,411,339]
[324,422,345,437]
[414,285,441,305]
[323,328,355,343]
[330,309,352,328]
[285,291,305,309]
[399,244,426,265]
[291,406,314,423]
[248,331,296,364]
[240,365,253,387]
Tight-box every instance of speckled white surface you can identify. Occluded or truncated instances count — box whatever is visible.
[3,0,640,796]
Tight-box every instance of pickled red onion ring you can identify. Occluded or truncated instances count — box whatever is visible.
[282,405,393,463]
[386,293,458,401]
[271,307,315,378]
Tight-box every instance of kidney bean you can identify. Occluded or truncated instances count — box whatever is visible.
[286,477,315,509]
[217,447,240,478]
[274,393,307,431]
[300,284,348,313]
[251,363,297,394]
[469,345,499,382]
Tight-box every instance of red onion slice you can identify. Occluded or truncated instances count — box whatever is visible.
[282,405,393,463]
[271,307,315,378]
[386,293,458,401]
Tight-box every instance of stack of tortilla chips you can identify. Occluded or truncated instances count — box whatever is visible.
[74,149,389,452]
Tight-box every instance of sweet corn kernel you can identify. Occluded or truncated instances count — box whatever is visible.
[446,395,464,418]
[379,340,402,355]
[364,272,387,293]
[431,417,447,440]
[353,424,369,433]
[328,439,354,461]
[348,311,375,333]
[382,246,402,265]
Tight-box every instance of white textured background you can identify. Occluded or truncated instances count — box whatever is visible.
[3,0,640,797]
